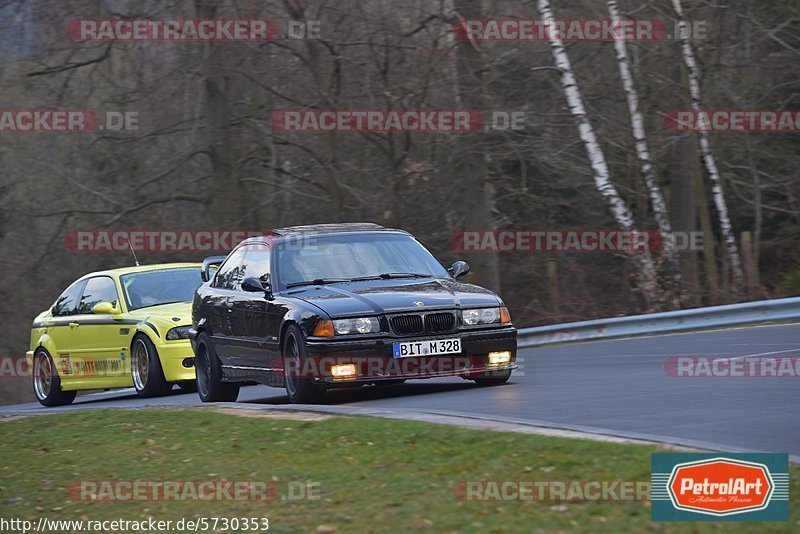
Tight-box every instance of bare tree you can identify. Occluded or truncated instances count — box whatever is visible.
[607,0,681,299]
[671,0,744,289]
[537,0,658,305]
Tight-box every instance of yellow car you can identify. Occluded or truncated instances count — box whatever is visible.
[27,263,202,406]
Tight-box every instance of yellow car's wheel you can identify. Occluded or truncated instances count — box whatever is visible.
[33,349,76,407]
[131,335,172,397]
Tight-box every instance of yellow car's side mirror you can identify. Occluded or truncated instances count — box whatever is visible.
[92,301,120,315]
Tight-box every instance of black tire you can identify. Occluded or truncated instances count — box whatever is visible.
[32,349,76,407]
[195,332,240,402]
[131,335,172,397]
[473,370,512,386]
[283,325,326,404]
[177,381,197,393]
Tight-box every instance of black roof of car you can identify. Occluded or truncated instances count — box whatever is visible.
[269,223,407,237]
[238,223,409,246]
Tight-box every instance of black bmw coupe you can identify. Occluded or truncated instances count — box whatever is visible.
[190,223,517,403]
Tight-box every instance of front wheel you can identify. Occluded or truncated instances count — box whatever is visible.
[32,349,76,407]
[283,325,325,404]
[131,335,172,397]
[195,332,240,402]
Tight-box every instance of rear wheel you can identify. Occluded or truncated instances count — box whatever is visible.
[283,325,325,404]
[32,349,76,407]
[131,335,172,397]
[195,332,239,402]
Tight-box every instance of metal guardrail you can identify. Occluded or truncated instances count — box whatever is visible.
[517,296,800,347]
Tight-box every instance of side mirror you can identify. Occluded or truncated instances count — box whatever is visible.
[201,255,228,283]
[242,276,269,294]
[92,301,120,315]
[448,260,470,279]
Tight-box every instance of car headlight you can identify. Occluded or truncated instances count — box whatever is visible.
[462,307,501,325]
[332,317,381,335]
[166,326,192,340]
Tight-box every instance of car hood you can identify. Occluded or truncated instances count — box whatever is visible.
[288,278,501,317]
[128,301,192,325]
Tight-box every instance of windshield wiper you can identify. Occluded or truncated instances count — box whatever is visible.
[377,272,432,279]
[285,278,352,288]
[132,300,184,310]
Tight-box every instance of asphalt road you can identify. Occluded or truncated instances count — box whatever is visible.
[3,323,798,457]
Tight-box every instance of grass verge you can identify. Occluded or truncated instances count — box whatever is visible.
[0,408,797,532]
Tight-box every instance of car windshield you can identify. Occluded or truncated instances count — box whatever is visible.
[277,233,449,288]
[120,267,202,311]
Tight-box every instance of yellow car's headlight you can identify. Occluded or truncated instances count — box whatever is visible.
[166,326,192,340]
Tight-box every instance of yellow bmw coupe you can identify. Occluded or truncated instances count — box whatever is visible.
[27,263,202,406]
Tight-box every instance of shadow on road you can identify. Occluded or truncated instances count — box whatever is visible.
[245,380,478,406]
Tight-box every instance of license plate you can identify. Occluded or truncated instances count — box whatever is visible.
[393,338,461,358]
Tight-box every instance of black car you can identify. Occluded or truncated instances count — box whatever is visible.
[189,223,517,403]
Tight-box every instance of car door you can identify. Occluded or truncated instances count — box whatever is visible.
[69,276,128,379]
[232,244,283,371]
[209,246,246,364]
[46,279,87,379]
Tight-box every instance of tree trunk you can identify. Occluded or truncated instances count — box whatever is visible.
[454,0,500,292]
[537,0,658,306]
[197,0,242,227]
[671,0,744,290]
[607,0,679,277]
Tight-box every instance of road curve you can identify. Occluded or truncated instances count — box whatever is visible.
[3,323,798,458]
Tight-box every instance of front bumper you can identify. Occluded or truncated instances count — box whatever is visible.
[157,341,196,382]
[304,326,517,384]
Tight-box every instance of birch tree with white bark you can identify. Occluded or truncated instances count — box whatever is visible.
[671,0,744,288]
[607,0,681,295]
[537,0,658,305]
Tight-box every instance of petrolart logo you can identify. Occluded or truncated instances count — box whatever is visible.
[652,453,789,522]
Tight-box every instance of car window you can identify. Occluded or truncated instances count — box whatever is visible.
[52,280,86,316]
[241,245,271,285]
[79,276,118,313]
[276,233,449,286]
[120,268,201,311]
[215,247,247,290]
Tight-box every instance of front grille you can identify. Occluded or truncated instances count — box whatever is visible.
[391,311,456,336]
[425,312,455,333]
[391,314,424,335]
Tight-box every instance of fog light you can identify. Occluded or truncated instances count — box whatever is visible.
[488,351,511,366]
[331,363,357,379]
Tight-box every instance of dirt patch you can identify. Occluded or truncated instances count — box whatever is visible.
[0,415,28,423]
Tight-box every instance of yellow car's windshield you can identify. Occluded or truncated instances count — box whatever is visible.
[120,267,202,311]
